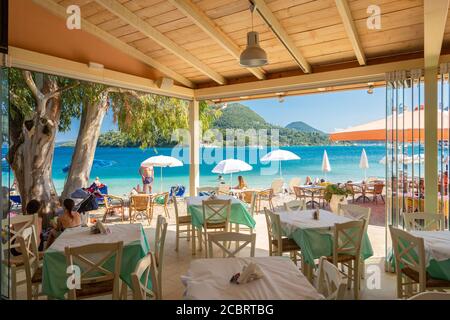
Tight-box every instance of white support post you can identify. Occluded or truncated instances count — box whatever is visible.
[189,100,200,196]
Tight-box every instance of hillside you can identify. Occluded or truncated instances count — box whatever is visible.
[286,121,324,134]
[212,103,330,146]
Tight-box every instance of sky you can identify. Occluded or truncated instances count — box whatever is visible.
[56,87,385,141]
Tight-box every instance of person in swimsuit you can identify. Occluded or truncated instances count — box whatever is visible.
[140,165,154,194]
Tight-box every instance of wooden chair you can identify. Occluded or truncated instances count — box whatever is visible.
[283,199,306,212]
[154,215,168,299]
[102,195,125,222]
[403,212,445,231]
[365,183,385,203]
[317,256,346,300]
[235,191,256,235]
[288,177,301,194]
[389,226,450,298]
[17,226,42,300]
[201,199,231,257]
[271,178,285,194]
[129,194,152,225]
[293,186,305,201]
[264,208,301,265]
[153,192,170,219]
[207,232,256,258]
[64,241,123,300]
[256,189,274,212]
[345,183,363,203]
[173,196,191,252]
[130,252,160,300]
[1,213,40,300]
[327,220,365,300]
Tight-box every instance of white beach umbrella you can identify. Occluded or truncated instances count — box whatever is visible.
[212,159,253,185]
[359,148,369,180]
[322,150,331,180]
[260,149,301,177]
[141,155,183,192]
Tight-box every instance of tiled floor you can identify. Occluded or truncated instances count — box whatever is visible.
[10,194,398,300]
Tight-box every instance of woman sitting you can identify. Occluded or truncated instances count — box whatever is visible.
[234,176,247,190]
[46,199,81,249]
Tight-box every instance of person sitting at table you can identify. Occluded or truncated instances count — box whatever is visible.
[234,176,247,190]
[46,199,81,249]
[305,176,313,185]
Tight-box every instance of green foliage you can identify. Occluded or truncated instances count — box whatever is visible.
[323,184,350,202]
[286,121,325,134]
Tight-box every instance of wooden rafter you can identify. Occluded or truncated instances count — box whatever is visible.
[424,0,450,68]
[251,0,311,73]
[32,0,194,88]
[169,0,266,80]
[94,0,227,85]
[335,0,366,66]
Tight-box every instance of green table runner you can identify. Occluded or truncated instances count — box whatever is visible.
[186,196,256,229]
[42,224,150,299]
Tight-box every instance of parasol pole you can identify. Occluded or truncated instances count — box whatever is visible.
[160,166,163,193]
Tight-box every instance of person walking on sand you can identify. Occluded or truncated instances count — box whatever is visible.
[139,165,154,194]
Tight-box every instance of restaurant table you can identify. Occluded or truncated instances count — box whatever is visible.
[181,256,324,300]
[411,231,450,281]
[42,223,150,299]
[299,185,325,208]
[348,182,375,203]
[185,195,256,255]
[278,209,374,269]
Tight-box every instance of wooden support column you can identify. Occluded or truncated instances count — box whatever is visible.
[424,67,438,213]
[189,99,200,196]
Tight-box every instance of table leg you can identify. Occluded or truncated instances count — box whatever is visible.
[191,225,196,255]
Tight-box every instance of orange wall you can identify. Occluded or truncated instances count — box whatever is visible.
[9,0,161,81]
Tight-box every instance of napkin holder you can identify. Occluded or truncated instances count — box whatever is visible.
[230,262,263,284]
[90,221,110,234]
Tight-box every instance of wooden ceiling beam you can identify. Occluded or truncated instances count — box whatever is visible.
[32,0,194,88]
[424,0,449,68]
[95,0,227,85]
[169,0,266,80]
[335,0,366,65]
[251,0,311,73]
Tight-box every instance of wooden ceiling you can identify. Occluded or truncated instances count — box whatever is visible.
[22,0,450,93]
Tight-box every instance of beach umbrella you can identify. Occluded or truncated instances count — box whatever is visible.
[322,150,331,180]
[260,149,300,177]
[212,159,253,185]
[359,148,369,180]
[141,155,183,192]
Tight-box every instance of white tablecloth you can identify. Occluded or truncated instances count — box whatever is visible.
[278,209,352,235]
[49,224,144,252]
[411,231,450,263]
[181,256,323,300]
[185,195,243,207]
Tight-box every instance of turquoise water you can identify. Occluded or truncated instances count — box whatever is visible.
[48,145,389,196]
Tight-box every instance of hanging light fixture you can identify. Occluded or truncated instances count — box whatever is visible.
[240,3,268,67]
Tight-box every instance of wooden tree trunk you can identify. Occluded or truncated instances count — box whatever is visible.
[8,73,62,214]
[61,93,109,200]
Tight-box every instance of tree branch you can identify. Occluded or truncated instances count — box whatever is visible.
[44,81,80,100]
[22,71,44,101]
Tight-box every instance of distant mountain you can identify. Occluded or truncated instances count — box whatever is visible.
[212,103,331,146]
[286,121,324,134]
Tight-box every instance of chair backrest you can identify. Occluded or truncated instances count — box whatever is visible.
[271,178,284,194]
[17,226,39,300]
[2,214,39,253]
[293,186,303,198]
[241,191,257,216]
[333,220,365,263]
[317,256,346,300]
[288,177,301,193]
[372,183,384,193]
[64,241,123,300]
[202,199,231,228]
[172,195,180,220]
[389,226,426,285]
[337,204,371,225]
[197,186,218,195]
[130,194,151,211]
[403,212,445,231]
[131,252,159,300]
[155,192,169,206]
[283,199,306,212]
[207,232,256,258]
[264,208,283,255]
[408,292,450,300]
[258,188,274,199]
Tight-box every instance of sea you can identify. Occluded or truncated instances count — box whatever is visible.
[37,145,391,196]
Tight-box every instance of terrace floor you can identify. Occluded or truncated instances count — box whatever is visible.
[12,194,396,300]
